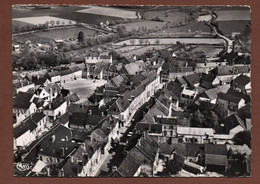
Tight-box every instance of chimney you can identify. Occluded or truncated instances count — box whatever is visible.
[51,135,55,143]
[47,167,50,177]
[61,147,65,156]
[65,136,68,142]
[37,75,40,79]
[81,143,86,151]
[49,103,52,109]
[112,166,118,172]
[137,138,141,146]
[70,155,74,162]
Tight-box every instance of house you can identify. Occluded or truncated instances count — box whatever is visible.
[29,112,48,138]
[68,65,82,80]
[12,44,20,51]
[32,76,51,86]
[177,127,214,144]
[85,53,100,64]
[217,92,246,112]
[35,83,61,102]
[199,85,230,104]
[99,54,112,63]
[60,69,74,86]
[125,133,160,176]
[232,74,251,94]
[13,80,35,95]
[205,144,228,172]
[44,71,61,83]
[69,111,106,131]
[180,86,198,105]
[220,114,246,135]
[43,97,67,121]
[183,73,201,89]
[13,92,37,125]
[13,118,37,148]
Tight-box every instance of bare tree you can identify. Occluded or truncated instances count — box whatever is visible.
[130,39,135,45]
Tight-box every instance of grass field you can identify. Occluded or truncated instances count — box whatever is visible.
[144,9,190,24]
[12,5,123,26]
[191,45,224,57]
[216,20,250,36]
[123,45,169,56]
[63,78,107,103]
[114,38,225,46]
[216,10,251,21]
[76,6,138,19]
[163,22,212,33]
[14,27,96,43]
[113,21,165,32]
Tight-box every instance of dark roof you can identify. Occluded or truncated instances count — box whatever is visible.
[64,93,80,103]
[223,114,246,133]
[117,155,142,177]
[217,65,250,76]
[205,144,227,155]
[154,117,180,126]
[69,112,88,126]
[43,97,66,110]
[226,89,251,104]
[233,74,251,86]
[14,119,37,139]
[59,69,72,76]
[31,112,45,123]
[13,92,34,109]
[99,55,111,60]
[33,77,49,85]
[13,80,33,89]
[45,71,60,78]
[136,122,162,134]
[217,92,242,104]
[183,73,201,88]
[54,112,71,125]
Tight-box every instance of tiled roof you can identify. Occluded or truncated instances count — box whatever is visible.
[43,97,66,110]
[217,92,242,104]
[226,89,251,104]
[31,112,45,123]
[59,69,73,76]
[223,114,246,133]
[99,54,111,60]
[64,93,80,103]
[13,92,34,109]
[217,65,250,76]
[45,70,60,78]
[177,127,214,136]
[117,155,142,177]
[183,73,201,87]
[13,80,34,89]
[136,122,162,134]
[14,119,37,139]
[233,74,251,86]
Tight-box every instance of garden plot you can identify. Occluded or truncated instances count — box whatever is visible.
[77,6,138,19]
[13,16,76,26]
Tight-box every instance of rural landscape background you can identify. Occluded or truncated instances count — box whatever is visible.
[12,5,251,177]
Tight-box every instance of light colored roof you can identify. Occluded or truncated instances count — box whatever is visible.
[124,63,141,75]
[182,88,197,96]
[177,127,214,136]
[32,160,47,173]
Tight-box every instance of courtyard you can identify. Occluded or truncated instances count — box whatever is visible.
[63,78,107,103]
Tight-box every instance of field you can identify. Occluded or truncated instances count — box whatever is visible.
[144,9,190,24]
[63,78,107,103]
[12,5,123,27]
[13,16,76,26]
[216,20,250,36]
[113,21,165,32]
[14,27,96,43]
[163,22,212,33]
[76,6,138,19]
[215,10,251,21]
[191,45,224,57]
[114,38,225,46]
[115,45,169,57]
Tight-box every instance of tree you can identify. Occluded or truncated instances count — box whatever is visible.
[163,153,185,176]
[78,31,85,43]
[56,20,60,26]
[191,109,205,127]
[139,39,144,45]
[232,131,251,148]
[205,111,219,130]
[50,20,55,27]
[130,39,135,45]
[155,39,160,45]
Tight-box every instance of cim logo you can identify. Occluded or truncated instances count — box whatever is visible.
[16,162,31,172]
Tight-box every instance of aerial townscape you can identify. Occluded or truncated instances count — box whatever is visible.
[12,5,251,177]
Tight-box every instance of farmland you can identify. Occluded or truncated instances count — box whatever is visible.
[143,9,190,24]
[13,27,96,43]
[215,10,251,21]
[12,5,123,27]
[216,20,250,37]
[114,38,225,47]
[162,22,212,33]
[190,45,224,57]
[76,6,138,19]
[112,21,165,32]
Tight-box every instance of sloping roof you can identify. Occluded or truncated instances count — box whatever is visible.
[217,65,250,76]
[13,80,34,89]
[54,112,71,125]
[43,83,61,94]
[124,63,141,75]
[69,112,87,126]
[43,97,66,110]
[31,112,45,123]
[117,155,142,177]
[233,74,251,86]
[183,73,201,87]
[14,119,37,139]
[45,70,60,78]
[59,69,73,76]
[64,93,80,103]
[205,144,227,155]
[34,77,49,85]
[217,92,242,104]
[136,122,162,134]
[99,54,111,60]
[223,114,246,133]
[226,89,251,104]
[13,92,34,109]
